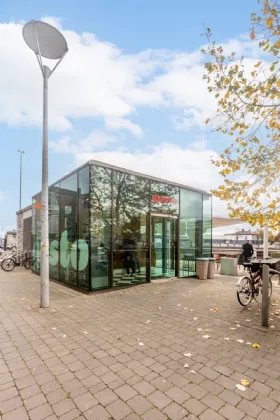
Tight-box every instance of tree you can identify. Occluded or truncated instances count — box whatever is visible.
[255,228,275,242]
[203,0,280,229]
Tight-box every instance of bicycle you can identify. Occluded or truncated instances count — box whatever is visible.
[236,261,278,306]
[1,251,30,272]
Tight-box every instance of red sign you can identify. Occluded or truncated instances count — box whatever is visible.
[152,195,177,205]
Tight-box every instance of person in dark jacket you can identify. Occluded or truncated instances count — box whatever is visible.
[242,240,254,262]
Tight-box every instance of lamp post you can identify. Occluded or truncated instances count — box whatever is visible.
[22,20,68,308]
[17,149,24,210]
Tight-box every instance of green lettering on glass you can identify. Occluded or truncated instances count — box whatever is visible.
[49,240,59,265]
[60,231,71,269]
[49,231,89,271]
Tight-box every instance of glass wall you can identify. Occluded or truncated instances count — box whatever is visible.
[49,184,60,280]
[32,193,41,273]
[202,195,212,257]
[112,172,149,287]
[180,190,203,277]
[90,166,111,290]
[32,162,212,291]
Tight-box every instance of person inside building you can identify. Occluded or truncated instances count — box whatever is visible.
[242,240,254,262]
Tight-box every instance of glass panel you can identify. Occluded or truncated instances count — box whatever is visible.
[90,166,111,290]
[151,182,179,214]
[113,172,149,287]
[203,195,212,257]
[49,184,60,280]
[32,193,41,273]
[59,173,78,287]
[180,189,202,277]
[78,166,90,290]
[151,216,177,279]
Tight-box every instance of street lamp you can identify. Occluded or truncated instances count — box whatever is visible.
[22,21,68,308]
[17,149,24,210]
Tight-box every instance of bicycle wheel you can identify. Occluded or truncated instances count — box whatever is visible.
[1,258,16,272]
[237,276,253,306]
[23,258,32,269]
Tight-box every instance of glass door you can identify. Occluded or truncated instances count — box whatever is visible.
[151,215,178,279]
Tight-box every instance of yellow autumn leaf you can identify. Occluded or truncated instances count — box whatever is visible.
[240,379,250,386]
[252,343,260,348]
[275,40,280,48]
[277,81,280,88]
[266,16,274,29]
[250,30,255,40]
[214,307,219,311]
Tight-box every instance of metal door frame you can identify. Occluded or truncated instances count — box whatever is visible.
[150,213,179,280]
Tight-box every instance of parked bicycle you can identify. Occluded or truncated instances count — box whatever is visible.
[236,260,279,306]
[1,251,30,272]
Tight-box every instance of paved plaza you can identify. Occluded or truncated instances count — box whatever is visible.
[1,270,280,419]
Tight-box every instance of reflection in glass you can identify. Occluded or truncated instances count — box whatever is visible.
[78,166,90,289]
[49,184,60,280]
[180,190,202,277]
[203,195,212,257]
[59,173,78,286]
[90,166,111,290]
[32,193,41,273]
[113,172,149,286]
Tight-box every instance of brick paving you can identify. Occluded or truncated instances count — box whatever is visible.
[1,270,280,419]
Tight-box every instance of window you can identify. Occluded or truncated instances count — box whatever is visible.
[78,166,90,290]
[90,165,112,290]
[59,173,78,287]
[202,195,212,257]
[49,184,60,280]
[180,189,202,276]
[112,172,149,287]
[32,193,41,273]
[151,181,179,214]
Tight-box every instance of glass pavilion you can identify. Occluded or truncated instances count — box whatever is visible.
[32,160,212,291]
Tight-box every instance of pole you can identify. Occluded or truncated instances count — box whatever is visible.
[40,65,50,308]
[263,225,268,258]
[17,150,24,210]
[262,263,269,327]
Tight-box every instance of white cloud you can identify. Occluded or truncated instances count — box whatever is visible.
[105,117,143,138]
[50,130,118,154]
[0,18,264,135]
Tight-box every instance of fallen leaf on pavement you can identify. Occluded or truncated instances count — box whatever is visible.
[252,343,260,348]
[230,328,236,330]
[246,320,251,322]
[184,353,192,357]
[246,342,252,345]
[224,337,229,341]
[177,304,181,307]
[193,317,197,321]
[205,329,209,332]
[52,327,56,330]
[62,335,67,338]
[203,335,210,339]
[146,320,151,323]
[184,363,189,368]
[236,384,246,391]
[21,298,25,300]
[83,331,89,335]
[158,307,161,310]
[237,339,244,343]
[270,325,275,328]
[190,370,196,374]
[214,307,219,311]
[237,324,241,327]
[139,342,144,346]
[240,379,250,386]
[197,328,203,332]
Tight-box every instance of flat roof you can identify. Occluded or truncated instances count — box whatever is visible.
[33,159,211,197]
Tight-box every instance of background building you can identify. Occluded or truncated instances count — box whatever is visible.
[32,160,212,292]
[16,205,32,252]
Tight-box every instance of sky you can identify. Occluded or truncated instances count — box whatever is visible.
[0,0,261,233]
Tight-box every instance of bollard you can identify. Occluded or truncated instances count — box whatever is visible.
[262,264,269,327]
